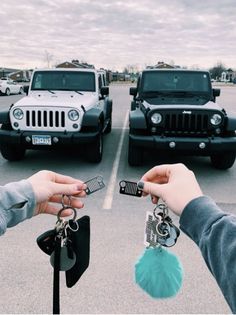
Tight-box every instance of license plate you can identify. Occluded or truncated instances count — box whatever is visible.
[32,135,52,145]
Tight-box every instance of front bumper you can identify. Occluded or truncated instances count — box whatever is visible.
[0,130,100,148]
[129,133,236,154]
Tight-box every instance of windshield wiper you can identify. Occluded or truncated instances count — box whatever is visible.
[32,88,55,94]
[73,90,83,95]
[47,90,55,94]
[171,91,210,98]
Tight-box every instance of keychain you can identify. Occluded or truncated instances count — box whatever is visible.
[36,175,105,314]
[119,181,183,299]
[135,203,183,298]
[37,195,90,314]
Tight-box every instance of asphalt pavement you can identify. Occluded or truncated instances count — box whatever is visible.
[0,84,235,313]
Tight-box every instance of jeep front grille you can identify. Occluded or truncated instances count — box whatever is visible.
[165,113,209,131]
[148,109,224,136]
[26,110,65,128]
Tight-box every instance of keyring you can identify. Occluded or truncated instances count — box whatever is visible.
[57,206,77,221]
[156,221,170,237]
[57,195,77,222]
[153,203,168,219]
[67,220,79,232]
[61,194,72,208]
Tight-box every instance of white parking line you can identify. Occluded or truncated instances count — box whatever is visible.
[103,110,129,210]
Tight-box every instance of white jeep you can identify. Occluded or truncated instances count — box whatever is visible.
[0,68,112,162]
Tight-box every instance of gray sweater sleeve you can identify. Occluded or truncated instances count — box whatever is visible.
[0,180,36,236]
[180,196,236,313]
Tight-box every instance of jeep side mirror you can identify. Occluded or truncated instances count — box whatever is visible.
[130,87,137,96]
[101,86,109,96]
[213,88,220,97]
[24,85,29,95]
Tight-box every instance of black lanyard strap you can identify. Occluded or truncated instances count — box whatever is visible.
[53,240,61,314]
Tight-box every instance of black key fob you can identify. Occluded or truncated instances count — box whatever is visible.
[37,229,56,255]
[66,215,90,288]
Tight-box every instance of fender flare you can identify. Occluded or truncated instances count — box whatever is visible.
[226,115,236,131]
[0,111,10,124]
[105,98,113,118]
[129,108,147,129]
[81,108,104,127]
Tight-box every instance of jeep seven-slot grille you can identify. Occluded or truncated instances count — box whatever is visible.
[165,113,209,131]
[26,110,65,128]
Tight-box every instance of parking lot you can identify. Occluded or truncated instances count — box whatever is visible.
[0,83,235,313]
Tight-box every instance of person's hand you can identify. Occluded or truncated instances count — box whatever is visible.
[27,170,87,216]
[138,163,203,216]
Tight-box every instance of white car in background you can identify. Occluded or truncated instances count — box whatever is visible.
[0,79,24,96]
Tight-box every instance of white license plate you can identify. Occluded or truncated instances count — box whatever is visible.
[32,135,52,145]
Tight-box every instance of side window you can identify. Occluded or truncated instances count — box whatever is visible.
[137,76,141,90]
[102,74,106,86]
[33,74,42,89]
[98,74,102,90]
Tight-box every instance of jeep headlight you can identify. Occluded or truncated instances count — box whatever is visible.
[13,108,24,120]
[151,112,162,125]
[68,109,79,121]
[210,114,222,126]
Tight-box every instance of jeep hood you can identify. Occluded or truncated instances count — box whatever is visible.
[143,100,223,111]
[13,92,98,110]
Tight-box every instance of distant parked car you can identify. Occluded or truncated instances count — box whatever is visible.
[0,79,24,96]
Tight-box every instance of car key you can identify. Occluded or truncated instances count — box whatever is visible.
[37,229,57,255]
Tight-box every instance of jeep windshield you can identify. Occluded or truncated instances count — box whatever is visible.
[140,71,211,101]
[31,71,96,92]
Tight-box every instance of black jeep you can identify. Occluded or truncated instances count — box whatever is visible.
[129,69,236,169]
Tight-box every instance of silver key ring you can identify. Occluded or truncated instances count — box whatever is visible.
[57,206,77,222]
[57,195,77,222]
[67,220,79,232]
[153,203,169,219]
[61,194,72,208]
[156,221,170,237]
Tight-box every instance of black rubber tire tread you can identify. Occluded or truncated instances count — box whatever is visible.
[128,140,143,166]
[210,151,236,170]
[86,133,103,163]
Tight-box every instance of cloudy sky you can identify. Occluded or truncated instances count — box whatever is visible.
[1,0,236,71]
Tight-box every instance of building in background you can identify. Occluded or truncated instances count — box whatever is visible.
[56,60,95,69]
[9,70,32,82]
[0,67,19,78]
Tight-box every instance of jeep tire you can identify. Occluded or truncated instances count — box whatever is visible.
[0,143,26,161]
[86,133,103,163]
[128,140,143,166]
[131,101,137,111]
[104,118,112,134]
[5,88,10,96]
[210,151,236,170]
[0,124,26,161]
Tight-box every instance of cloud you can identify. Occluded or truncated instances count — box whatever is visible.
[1,0,236,70]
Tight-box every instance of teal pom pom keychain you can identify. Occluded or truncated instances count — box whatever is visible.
[135,246,183,298]
[135,203,183,298]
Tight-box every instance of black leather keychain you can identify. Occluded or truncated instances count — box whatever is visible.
[65,215,90,288]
